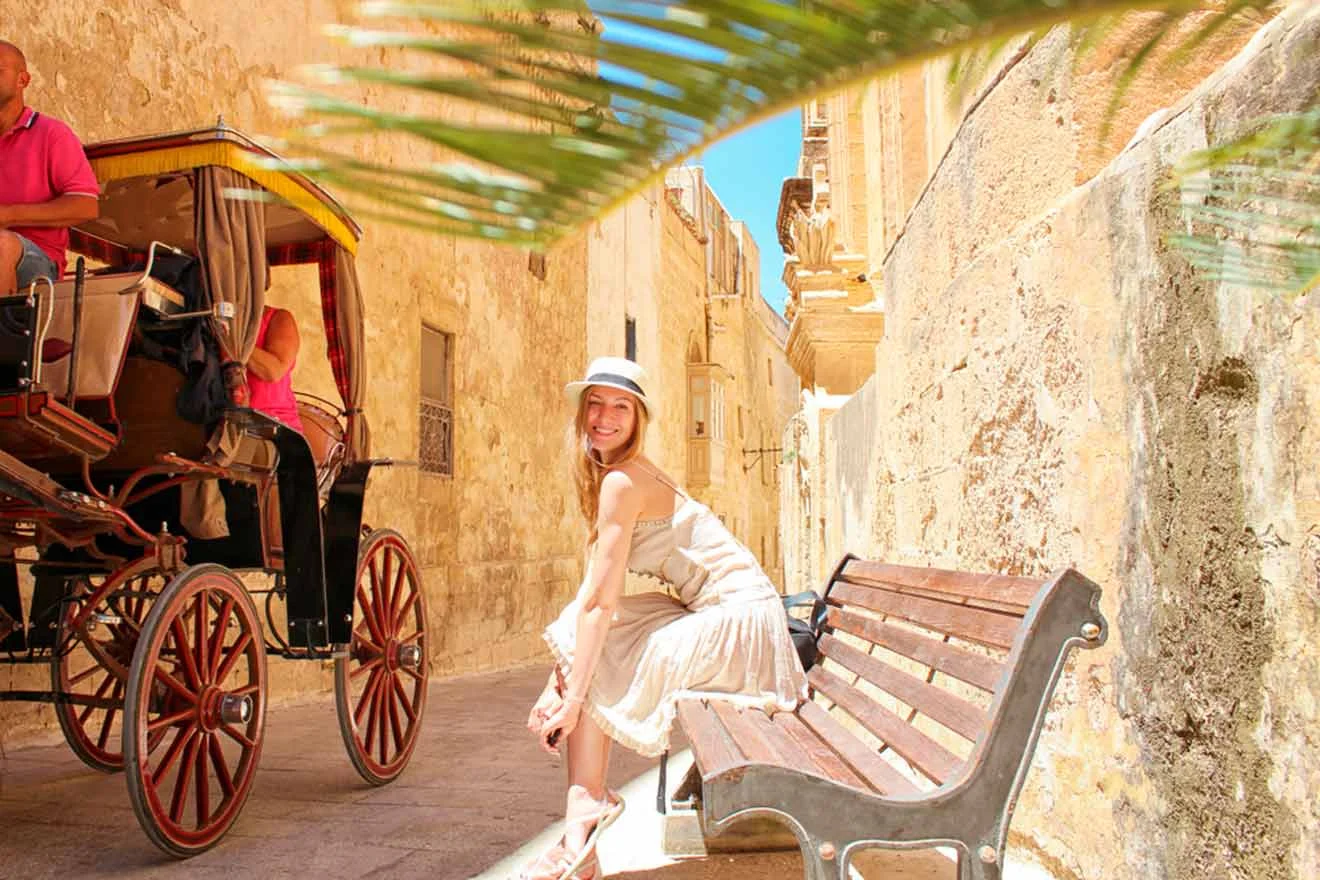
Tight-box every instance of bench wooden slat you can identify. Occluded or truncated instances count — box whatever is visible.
[734,708,869,791]
[796,700,919,797]
[834,572,1027,617]
[710,702,785,766]
[829,608,1005,692]
[820,634,988,742]
[768,709,872,792]
[828,581,1021,650]
[840,559,1042,610]
[809,666,962,785]
[676,699,745,779]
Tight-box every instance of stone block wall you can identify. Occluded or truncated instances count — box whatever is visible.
[809,7,1320,878]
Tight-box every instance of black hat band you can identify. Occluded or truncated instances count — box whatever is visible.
[586,372,645,398]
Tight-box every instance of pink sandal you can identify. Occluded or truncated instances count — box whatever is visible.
[556,790,624,880]
[516,843,598,880]
[516,790,624,880]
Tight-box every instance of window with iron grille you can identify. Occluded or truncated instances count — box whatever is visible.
[625,316,637,361]
[420,325,454,476]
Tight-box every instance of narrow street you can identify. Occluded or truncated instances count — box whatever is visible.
[1,666,947,879]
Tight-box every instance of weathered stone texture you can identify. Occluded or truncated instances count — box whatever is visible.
[710,228,799,590]
[789,5,1318,879]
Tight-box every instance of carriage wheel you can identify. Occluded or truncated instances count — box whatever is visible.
[335,529,428,785]
[123,564,267,857]
[50,569,165,772]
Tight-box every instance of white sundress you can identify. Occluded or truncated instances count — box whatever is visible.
[544,481,807,757]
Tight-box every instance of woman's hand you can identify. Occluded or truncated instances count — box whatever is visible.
[526,673,562,735]
[538,699,583,755]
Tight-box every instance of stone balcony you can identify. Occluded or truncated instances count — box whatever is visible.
[783,252,885,395]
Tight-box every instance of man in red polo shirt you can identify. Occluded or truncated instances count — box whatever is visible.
[0,40,99,294]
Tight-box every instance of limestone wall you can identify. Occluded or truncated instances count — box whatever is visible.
[813,10,1271,285]
[822,379,879,573]
[812,6,1320,878]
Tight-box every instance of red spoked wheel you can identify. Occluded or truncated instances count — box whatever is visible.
[123,564,267,857]
[335,529,428,785]
[51,569,165,772]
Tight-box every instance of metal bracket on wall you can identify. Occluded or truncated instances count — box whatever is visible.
[741,447,782,472]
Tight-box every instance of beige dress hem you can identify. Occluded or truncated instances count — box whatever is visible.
[543,618,802,758]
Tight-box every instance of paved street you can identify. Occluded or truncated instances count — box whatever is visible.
[0,665,956,880]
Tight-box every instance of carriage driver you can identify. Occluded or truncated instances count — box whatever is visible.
[0,40,100,295]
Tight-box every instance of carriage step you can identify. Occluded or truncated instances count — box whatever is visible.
[276,647,350,660]
[0,391,117,460]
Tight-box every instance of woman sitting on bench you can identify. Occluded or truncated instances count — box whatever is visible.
[245,304,303,433]
[520,357,807,880]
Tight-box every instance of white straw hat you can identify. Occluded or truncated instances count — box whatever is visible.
[565,357,652,415]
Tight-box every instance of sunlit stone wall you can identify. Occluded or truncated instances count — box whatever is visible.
[798,6,1318,879]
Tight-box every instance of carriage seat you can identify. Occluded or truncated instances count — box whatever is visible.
[39,271,186,403]
[296,396,347,501]
[0,271,183,462]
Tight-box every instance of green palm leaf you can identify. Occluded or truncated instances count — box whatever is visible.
[1171,110,1320,296]
[268,0,1275,246]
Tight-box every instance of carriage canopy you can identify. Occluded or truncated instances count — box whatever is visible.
[69,124,369,460]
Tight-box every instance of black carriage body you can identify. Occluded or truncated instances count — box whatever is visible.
[262,410,368,649]
[0,293,40,392]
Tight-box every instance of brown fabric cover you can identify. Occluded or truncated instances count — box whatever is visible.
[333,246,370,460]
[195,167,267,365]
[183,167,270,537]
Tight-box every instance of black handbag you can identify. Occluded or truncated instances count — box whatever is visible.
[783,590,828,671]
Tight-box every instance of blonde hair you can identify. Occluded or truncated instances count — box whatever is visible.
[571,389,649,545]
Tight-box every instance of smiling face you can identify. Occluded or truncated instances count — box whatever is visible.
[583,385,640,461]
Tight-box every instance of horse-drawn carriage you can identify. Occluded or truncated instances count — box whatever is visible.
[0,125,429,856]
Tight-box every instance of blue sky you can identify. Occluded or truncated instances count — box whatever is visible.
[592,11,801,315]
[693,111,801,316]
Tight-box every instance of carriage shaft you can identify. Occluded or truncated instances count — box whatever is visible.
[0,689,120,709]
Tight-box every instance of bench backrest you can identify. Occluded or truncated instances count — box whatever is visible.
[811,555,1105,797]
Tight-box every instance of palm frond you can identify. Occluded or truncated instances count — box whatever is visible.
[268,0,1274,246]
[1171,110,1320,296]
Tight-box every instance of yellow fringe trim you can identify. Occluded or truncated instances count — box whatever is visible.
[91,143,358,255]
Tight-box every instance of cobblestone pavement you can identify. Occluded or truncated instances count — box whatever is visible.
[0,665,956,880]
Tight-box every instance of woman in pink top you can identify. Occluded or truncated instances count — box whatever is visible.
[246,306,304,433]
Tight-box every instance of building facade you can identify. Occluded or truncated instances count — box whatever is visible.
[587,169,797,592]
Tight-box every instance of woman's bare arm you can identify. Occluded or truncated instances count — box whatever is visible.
[246,308,300,381]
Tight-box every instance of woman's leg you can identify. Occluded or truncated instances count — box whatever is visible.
[519,714,615,880]
[563,711,614,852]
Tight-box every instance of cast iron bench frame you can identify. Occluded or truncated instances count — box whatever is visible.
[674,554,1108,880]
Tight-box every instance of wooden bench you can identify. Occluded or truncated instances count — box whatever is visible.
[673,554,1108,880]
